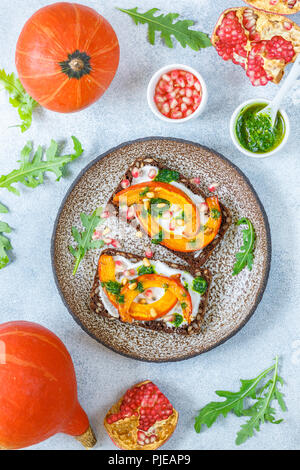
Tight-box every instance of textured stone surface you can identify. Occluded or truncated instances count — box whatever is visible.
[0,0,299,450]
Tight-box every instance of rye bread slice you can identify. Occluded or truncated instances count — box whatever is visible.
[90,248,212,336]
[108,156,231,266]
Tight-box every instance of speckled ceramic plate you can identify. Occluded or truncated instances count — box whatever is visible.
[51,137,271,362]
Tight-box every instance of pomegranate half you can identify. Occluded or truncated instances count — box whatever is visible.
[212,7,300,86]
[243,0,300,15]
[104,380,178,450]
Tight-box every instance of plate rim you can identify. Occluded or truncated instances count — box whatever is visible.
[51,136,272,362]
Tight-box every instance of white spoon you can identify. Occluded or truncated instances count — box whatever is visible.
[257,54,300,126]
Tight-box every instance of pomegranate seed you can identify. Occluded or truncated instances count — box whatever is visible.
[145,289,153,298]
[170,70,179,80]
[129,269,135,276]
[179,89,186,96]
[176,77,185,88]
[208,183,219,192]
[199,202,208,212]
[185,109,193,116]
[102,210,110,219]
[181,103,188,113]
[182,96,192,105]
[115,260,123,268]
[111,239,120,248]
[103,237,112,244]
[126,207,135,219]
[155,94,166,104]
[131,167,140,178]
[162,73,171,82]
[121,179,130,189]
[194,95,202,107]
[186,72,195,86]
[92,230,102,240]
[171,110,183,119]
[283,21,293,31]
[166,91,176,99]
[165,84,174,93]
[170,98,178,109]
[185,87,193,98]
[148,168,157,179]
[162,103,170,115]
[145,249,153,258]
[194,81,201,92]
[169,220,176,231]
[191,177,201,184]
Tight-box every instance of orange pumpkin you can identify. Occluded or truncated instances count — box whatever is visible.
[15,2,120,113]
[0,321,96,450]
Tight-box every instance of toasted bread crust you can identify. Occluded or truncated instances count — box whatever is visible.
[90,249,212,335]
[108,156,232,266]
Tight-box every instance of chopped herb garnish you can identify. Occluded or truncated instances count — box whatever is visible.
[199,224,207,232]
[162,283,169,290]
[211,208,221,220]
[192,276,207,295]
[154,168,180,183]
[151,229,164,245]
[184,281,189,291]
[181,302,187,310]
[149,198,170,217]
[137,264,155,275]
[175,211,185,220]
[101,280,124,304]
[137,282,144,292]
[171,314,184,328]
[139,186,150,197]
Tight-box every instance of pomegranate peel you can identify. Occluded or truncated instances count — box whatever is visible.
[212,7,300,86]
[243,0,300,15]
[104,381,178,450]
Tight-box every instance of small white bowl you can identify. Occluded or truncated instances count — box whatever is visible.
[230,98,290,158]
[147,64,208,123]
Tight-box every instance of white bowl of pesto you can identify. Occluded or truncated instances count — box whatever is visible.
[230,99,290,158]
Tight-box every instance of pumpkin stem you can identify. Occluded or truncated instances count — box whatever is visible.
[75,425,97,449]
[70,58,84,72]
[59,50,92,80]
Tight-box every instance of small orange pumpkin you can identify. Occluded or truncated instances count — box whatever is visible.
[15,2,120,113]
[0,321,96,450]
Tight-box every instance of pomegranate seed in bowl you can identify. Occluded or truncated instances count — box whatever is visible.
[147,64,207,122]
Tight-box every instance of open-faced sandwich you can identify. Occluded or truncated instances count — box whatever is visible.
[108,156,231,266]
[90,249,211,335]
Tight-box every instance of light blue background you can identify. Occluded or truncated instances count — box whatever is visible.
[0,0,299,450]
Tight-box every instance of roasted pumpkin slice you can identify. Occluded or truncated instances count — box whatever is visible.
[98,255,178,318]
[118,274,192,324]
[113,181,199,235]
[98,254,119,308]
[136,196,222,252]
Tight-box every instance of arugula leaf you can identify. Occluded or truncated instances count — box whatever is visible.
[117,7,212,50]
[233,218,256,276]
[69,208,104,275]
[0,136,83,196]
[0,205,12,270]
[0,69,37,132]
[154,168,180,183]
[195,357,286,445]
[0,203,8,214]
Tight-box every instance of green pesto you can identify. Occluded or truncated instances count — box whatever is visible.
[235,103,285,154]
